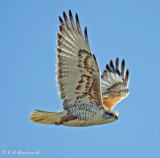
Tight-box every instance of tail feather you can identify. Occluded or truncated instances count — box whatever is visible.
[30,110,65,124]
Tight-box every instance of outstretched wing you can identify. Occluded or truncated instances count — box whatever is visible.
[101,58,129,109]
[56,10,102,110]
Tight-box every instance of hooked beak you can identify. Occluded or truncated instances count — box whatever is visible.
[114,114,119,120]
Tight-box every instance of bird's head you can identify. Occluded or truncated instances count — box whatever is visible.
[103,108,119,123]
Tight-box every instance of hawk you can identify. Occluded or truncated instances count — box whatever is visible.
[30,10,129,127]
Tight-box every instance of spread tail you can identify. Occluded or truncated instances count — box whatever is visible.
[30,110,65,124]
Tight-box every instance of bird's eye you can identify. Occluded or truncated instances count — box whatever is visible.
[105,111,114,116]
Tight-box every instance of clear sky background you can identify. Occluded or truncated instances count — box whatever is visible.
[1,0,160,158]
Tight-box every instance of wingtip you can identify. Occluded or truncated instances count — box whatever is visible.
[59,16,64,24]
[125,69,129,86]
[126,69,129,79]
[84,27,88,44]
[121,59,125,78]
[85,27,87,35]
[116,57,120,75]
[69,9,73,18]
[58,25,62,32]
[110,60,114,67]
[93,54,97,63]
[75,12,82,34]
[116,57,119,64]
[110,60,114,71]
[69,9,72,15]
[63,10,66,16]
[122,59,125,66]
[106,64,110,71]
[75,13,79,25]
[56,48,62,54]
[63,11,67,20]
[126,69,129,75]
[56,33,62,39]
[75,13,79,20]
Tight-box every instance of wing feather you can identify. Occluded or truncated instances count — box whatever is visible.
[75,13,83,35]
[69,10,77,31]
[121,59,125,78]
[84,27,89,45]
[56,10,102,110]
[101,58,129,109]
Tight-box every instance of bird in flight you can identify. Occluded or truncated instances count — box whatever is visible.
[30,10,129,127]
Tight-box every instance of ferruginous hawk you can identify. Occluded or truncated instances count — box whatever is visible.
[30,10,129,127]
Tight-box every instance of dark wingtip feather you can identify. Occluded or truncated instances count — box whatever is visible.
[56,48,62,54]
[75,13,79,22]
[59,25,62,32]
[62,10,71,29]
[116,57,120,75]
[93,54,96,61]
[84,27,87,36]
[106,64,110,71]
[93,54,99,67]
[56,40,61,47]
[110,60,114,66]
[69,9,73,19]
[125,69,129,86]
[75,13,79,26]
[69,9,76,30]
[56,33,62,39]
[84,27,88,44]
[122,59,125,67]
[116,57,119,61]
[59,16,64,25]
[63,11,67,19]
[126,69,129,78]
[110,60,115,72]
[121,59,125,78]
[116,57,119,68]
[75,13,82,34]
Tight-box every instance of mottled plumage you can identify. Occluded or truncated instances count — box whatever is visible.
[30,10,129,127]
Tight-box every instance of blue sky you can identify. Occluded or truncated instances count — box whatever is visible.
[1,0,160,158]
